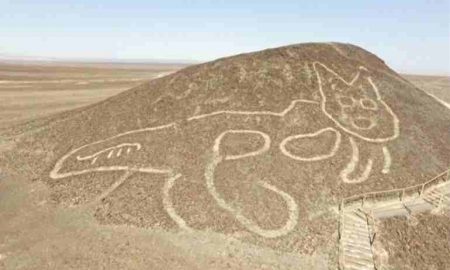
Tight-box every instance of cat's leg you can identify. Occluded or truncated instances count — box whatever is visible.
[162,173,194,232]
[205,152,299,238]
[340,137,373,183]
[204,130,299,238]
[381,145,392,174]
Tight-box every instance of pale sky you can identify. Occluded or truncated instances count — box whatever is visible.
[1,0,449,75]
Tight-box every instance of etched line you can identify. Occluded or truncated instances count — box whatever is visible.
[162,173,192,231]
[279,127,341,161]
[187,99,319,121]
[76,143,141,162]
[213,130,271,160]
[313,61,400,143]
[91,157,98,165]
[206,132,299,238]
[303,62,312,85]
[50,99,319,180]
[89,171,134,205]
[50,141,170,179]
[382,146,392,174]
[340,137,373,183]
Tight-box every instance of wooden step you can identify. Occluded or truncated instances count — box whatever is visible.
[425,192,446,200]
[343,227,368,234]
[344,239,370,246]
[344,262,374,270]
[344,214,366,223]
[343,227,368,235]
[370,202,405,212]
[372,207,409,219]
[344,219,367,228]
[344,236,369,244]
[343,233,369,241]
[344,229,369,237]
[345,254,374,264]
[343,248,373,257]
[423,197,441,208]
[345,265,374,270]
[404,201,434,213]
[345,254,373,263]
[344,240,371,249]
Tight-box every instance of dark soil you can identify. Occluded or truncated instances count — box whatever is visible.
[377,212,450,270]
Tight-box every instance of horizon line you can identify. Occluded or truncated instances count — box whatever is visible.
[0,52,198,65]
[0,53,448,77]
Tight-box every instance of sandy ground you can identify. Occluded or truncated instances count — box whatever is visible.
[402,74,450,107]
[0,61,185,128]
[0,172,323,270]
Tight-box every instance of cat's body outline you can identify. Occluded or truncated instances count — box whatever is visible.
[49,61,400,238]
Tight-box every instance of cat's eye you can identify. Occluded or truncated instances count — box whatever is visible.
[336,95,354,107]
[352,117,376,130]
[359,98,378,110]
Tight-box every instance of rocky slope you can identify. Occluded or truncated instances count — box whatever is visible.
[1,42,449,269]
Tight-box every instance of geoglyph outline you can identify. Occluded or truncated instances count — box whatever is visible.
[313,61,400,183]
[279,127,341,161]
[340,137,374,183]
[205,146,299,238]
[76,143,141,165]
[49,61,401,238]
[313,61,400,143]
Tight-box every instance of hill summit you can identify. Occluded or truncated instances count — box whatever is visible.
[1,43,449,265]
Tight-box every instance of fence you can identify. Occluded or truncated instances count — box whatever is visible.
[338,168,449,270]
[341,169,449,209]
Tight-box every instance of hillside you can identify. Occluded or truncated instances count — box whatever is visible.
[1,42,449,269]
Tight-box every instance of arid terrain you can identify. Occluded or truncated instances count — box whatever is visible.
[377,212,450,270]
[0,61,186,128]
[0,43,449,270]
[403,74,450,106]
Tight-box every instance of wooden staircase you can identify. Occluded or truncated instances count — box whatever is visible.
[338,169,449,270]
[422,183,450,209]
[340,209,375,270]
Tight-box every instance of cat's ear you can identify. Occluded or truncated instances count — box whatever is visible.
[352,66,381,100]
[352,66,371,84]
[314,62,339,86]
[313,62,348,97]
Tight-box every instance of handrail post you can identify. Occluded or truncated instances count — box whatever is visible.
[338,200,345,270]
[439,193,444,209]
[370,231,376,245]
[420,184,425,196]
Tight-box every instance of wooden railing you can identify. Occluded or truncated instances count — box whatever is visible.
[341,169,449,209]
[337,168,449,270]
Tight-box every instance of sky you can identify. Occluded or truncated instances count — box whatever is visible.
[0,0,449,74]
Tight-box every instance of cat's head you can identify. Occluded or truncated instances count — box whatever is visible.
[313,62,399,143]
